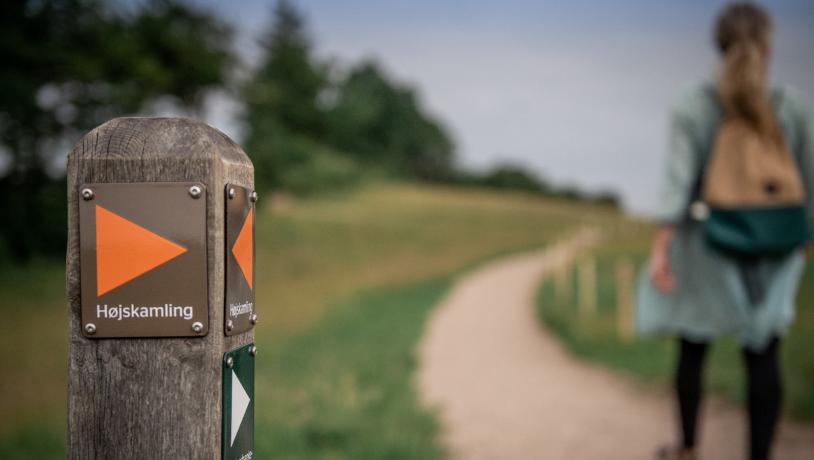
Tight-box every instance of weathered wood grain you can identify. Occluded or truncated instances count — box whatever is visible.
[66,118,254,459]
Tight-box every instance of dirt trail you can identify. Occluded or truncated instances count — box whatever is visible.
[417,230,814,460]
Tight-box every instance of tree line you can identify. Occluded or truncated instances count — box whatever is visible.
[0,0,617,263]
[243,1,455,194]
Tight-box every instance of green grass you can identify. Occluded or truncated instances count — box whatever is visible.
[256,276,450,460]
[0,426,64,459]
[0,274,453,459]
[536,227,814,420]
[0,262,68,440]
[1,182,610,457]
[256,183,610,341]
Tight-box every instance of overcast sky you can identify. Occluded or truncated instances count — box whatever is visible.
[195,0,814,215]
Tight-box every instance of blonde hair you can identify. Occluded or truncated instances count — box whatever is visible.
[714,2,783,145]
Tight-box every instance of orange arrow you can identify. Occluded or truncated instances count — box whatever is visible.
[231,208,253,289]
[96,205,187,296]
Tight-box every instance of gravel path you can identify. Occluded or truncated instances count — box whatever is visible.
[417,231,814,459]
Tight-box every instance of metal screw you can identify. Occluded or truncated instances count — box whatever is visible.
[226,357,234,368]
[84,323,97,334]
[250,191,258,203]
[249,345,257,357]
[250,313,258,325]
[81,188,94,201]
[191,322,204,334]
[188,185,202,199]
[228,187,235,199]
[226,319,234,331]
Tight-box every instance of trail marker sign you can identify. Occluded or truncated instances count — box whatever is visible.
[225,184,256,336]
[222,343,255,460]
[67,118,255,459]
[78,182,208,338]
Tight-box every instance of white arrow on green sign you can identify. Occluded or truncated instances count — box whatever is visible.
[222,343,255,460]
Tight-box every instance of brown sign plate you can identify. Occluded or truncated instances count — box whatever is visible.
[79,182,209,338]
[224,184,256,336]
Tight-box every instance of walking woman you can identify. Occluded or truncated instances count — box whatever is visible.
[637,3,813,460]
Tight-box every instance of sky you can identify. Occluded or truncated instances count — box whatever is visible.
[195,0,814,215]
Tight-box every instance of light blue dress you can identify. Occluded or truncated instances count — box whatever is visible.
[636,83,814,351]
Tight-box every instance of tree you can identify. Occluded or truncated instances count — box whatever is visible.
[243,1,455,193]
[243,0,328,141]
[243,0,335,192]
[479,164,550,193]
[325,61,454,180]
[0,0,234,262]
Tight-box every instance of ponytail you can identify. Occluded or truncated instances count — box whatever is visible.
[714,3,783,146]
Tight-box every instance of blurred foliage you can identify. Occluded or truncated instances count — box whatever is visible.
[451,163,620,209]
[325,61,454,180]
[243,0,353,194]
[251,130,364,196]
[243,1,454,195]
[244,0,325,142]
[477,165,552,193]
[0,0,234,262]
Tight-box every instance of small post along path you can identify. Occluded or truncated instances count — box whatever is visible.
[417,229,814,459]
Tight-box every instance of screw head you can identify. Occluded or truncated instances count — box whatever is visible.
[191,321,204,334]
[249,345,257,357]
[84,323,97,334]
[226,319,234,331]
[228,187,235,199]
[81,188,94,201]
[188,185,202,199]
[250,313,258,325]
[250,191,258,203]
[226,357,234,368]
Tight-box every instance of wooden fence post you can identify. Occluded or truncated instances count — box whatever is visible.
[66,118,255,459]
[615,258,635,342]
[578,257,597,318]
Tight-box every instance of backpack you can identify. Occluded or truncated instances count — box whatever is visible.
[696,94,811,257]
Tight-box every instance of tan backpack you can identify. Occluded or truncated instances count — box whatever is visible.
[699,112,810,256]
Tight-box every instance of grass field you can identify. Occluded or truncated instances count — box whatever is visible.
[0,182,616,457]
[256,277,450,459]
[536,226,814,421]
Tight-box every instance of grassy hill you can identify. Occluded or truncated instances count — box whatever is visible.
[0,182,616,458]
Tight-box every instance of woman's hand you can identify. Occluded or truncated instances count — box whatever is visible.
[649,226,676,293]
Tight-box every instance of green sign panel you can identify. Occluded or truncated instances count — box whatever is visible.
[223,343,255,460]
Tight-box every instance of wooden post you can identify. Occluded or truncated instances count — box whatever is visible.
[615,258,635,342]
[578,257,597,318]
[66,118,254,458]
